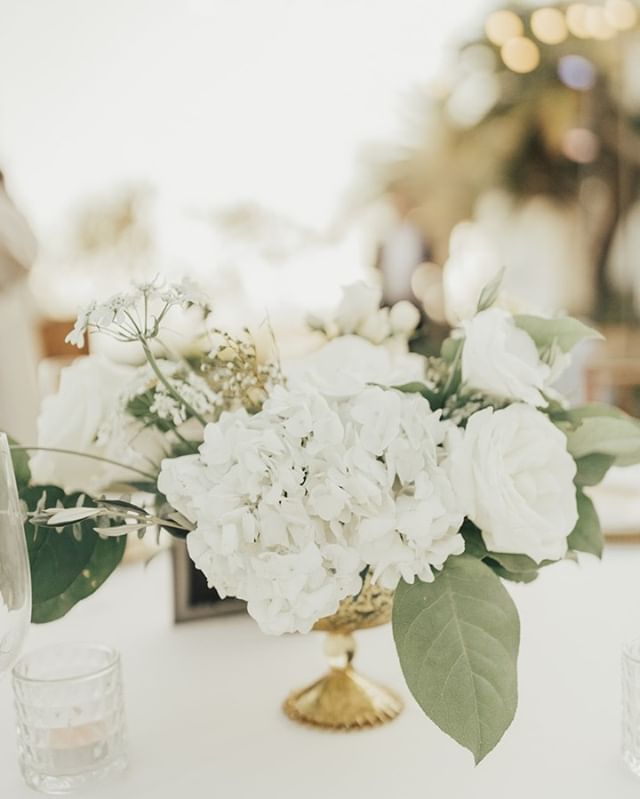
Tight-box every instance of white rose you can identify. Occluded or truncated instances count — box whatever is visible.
[334,282,382,334]
[450,404,577,562]
[389,301,420,336]
[461,308,551,406]
[30,355,150,493]
[285,335,424,397]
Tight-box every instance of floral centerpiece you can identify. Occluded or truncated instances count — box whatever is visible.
[10,275,640,761]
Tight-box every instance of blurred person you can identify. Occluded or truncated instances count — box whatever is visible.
[0,171,40,442]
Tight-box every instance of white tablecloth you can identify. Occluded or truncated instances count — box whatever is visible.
[2,546,640,798]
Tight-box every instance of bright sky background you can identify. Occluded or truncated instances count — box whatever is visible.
[0,0,496,313]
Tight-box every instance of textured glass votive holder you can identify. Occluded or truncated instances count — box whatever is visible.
[12,643,128,794]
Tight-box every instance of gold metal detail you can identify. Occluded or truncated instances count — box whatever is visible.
[283,575,403,730]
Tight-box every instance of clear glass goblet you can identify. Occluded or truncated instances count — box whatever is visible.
[0,432,31,677]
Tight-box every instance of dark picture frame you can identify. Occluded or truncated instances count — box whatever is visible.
[171,540,245,623]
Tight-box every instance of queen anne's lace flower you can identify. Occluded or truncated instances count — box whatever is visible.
[159,384,464,635]
[65,276,210,348]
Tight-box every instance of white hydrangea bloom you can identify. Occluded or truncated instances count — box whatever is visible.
[159,384,464,635]
[285,335,425,398]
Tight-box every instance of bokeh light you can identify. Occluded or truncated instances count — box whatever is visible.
[446,72,501,127]
[605,0,638,30]
[459,43,497,74]
[585,5,617,39]
[566,3,591,38]
[558,54,597,90]
[531,7,569,44]
[562,128,600,162]
[501,37,541,73]
[485,10,524,45]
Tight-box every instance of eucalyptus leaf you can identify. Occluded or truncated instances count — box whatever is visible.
[47,507,103,526]
[514,315,602,353]
[392,555,520,763]
[568,491,603,558]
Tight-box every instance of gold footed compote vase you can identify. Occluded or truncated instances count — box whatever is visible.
[283,576,403,730]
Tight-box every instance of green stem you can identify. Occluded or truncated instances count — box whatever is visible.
[441,340,464,399]
[171,427,199,454]
[12,446,157,481]
[141,341,209,427]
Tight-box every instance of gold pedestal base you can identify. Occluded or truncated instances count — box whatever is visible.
[283,667,403,730]
[283,631,403,730]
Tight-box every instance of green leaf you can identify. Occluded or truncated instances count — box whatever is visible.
[31,534,126,623]
[21,485,127,622]
[564,415,640,466]
[484,560,539,584]
[460,522,487,559]
[514,315,602,353]
[461,523,547,582]
[574,453,615,487]
[440,337,462,364]
[393,382,439,407]
[476,268,505,313]
[558,403,640,425]
[568,491,603,558]
[24,487,98,604]
[392,555,520,763]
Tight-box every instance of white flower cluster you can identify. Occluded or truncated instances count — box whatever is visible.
[66,276,208,348]
[311,282,420,346]
[115,359,221,428]
[159,384,464,635]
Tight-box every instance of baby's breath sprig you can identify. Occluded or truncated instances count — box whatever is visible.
[199,328,282,414]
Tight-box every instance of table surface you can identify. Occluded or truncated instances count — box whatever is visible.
[2,546,640,798]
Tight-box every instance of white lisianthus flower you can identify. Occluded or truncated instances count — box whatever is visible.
[159,384,464,635]
[461,308,551,406]
[30,356,162,493]
[285,335,425,398]
[450,404,578,562]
